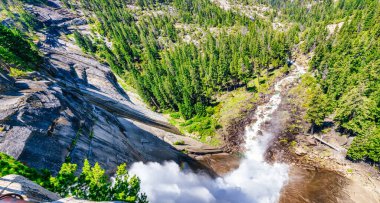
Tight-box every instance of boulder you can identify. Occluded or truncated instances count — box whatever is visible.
[0,175,61,202]
[0,71,15,92]
[294,146,308,156]
[306,136,317,146]
[335,135,349,146]
[0,175,121,203]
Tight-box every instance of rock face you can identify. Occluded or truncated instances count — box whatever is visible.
[0,69,14,92]
[0,0,194,175]
[0,175,61,202]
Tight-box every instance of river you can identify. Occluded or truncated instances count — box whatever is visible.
[128,63,345,203]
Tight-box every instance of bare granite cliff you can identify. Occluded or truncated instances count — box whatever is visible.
[0,0,196,175]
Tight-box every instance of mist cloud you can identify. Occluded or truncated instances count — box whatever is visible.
[130,158,288,203]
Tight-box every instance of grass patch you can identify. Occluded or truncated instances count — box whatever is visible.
[170,112,181,119]
[181,149,189,154]
[65,128,82,162]
[9,67,29,78]
[279,138,289,144]
[169,112,221,146]
[116,75,138,94]
[65,33,74,41]
[216,88,258,128]
[173,140,185,145]
[89,129,94,139]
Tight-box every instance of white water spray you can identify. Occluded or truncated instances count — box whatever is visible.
[130,63,306,203]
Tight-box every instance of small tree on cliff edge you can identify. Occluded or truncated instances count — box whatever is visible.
[49,160,148,203]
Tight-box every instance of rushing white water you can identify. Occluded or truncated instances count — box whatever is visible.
[130,63,306,203]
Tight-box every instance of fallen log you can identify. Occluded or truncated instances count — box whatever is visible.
[313,135,341,152]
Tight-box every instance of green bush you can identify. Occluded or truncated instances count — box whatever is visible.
[0,153,50,187]
[49,160,147,202]
[173,140,185,145]
[9,67,28,78]
[170,112,181,119]
[194,102,207,117]
[0,153,147,203]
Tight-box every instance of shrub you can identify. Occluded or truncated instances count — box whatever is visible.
[0,153,50,187]
[9,67,28,78]
[49,160,148,203]
[0,153,148,203]
[170,112,181,119]
[173,140,185,145]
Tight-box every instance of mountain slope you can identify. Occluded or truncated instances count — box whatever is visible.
[0,0,202,175]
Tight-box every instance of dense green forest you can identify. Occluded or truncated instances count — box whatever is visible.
[69,0,292,120]
[310,1,380,162]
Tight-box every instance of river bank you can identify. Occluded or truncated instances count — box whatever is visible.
[265,57,380,202]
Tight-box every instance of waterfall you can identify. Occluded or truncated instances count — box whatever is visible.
[129,63,306,203]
